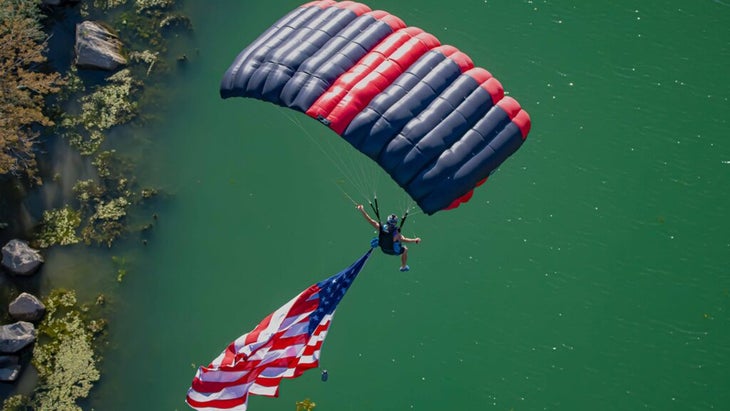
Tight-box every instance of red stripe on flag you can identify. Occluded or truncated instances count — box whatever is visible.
[269,334,308,351]
[186,394,249,410]
[243,311,274,347]
[291,361,320,378]
[282,289,319,317]
[220,342,241,367]
[193,353,304,394]
[253,376,284,388]
[302,338,324,355]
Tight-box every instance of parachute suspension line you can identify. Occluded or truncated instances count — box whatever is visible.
[370,195,381,221]
[398,197,424,232]
[396,192,418,221]
[278,109,417,218]
[399,209,409,230]
[398,201,415,231]
[405,207,424,218]
[334,141,381,206]
[332,180,359,207]
[280,109,373,203]
[342,141,381,206]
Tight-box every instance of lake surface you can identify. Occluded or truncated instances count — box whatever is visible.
[16,1,730,410]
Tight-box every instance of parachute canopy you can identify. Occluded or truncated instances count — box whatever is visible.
[221,0,531,215]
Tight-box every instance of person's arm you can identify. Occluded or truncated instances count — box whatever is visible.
[398,233,421,244]
[357,204,380,230]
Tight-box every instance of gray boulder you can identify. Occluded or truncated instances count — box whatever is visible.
[0,355,21,382]
[1,239,44,276]
[75,21,127,71]
[9,293,46,322]
[0,322,36,353]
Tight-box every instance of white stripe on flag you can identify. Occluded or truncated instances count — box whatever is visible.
[187,382,252,402]
[249,383,278,396]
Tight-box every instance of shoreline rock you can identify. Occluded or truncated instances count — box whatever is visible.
[0,322,37,354]
[74,21,128,71]
[9,293,46,322]
[0,0,189,404]
[1,240,44,276]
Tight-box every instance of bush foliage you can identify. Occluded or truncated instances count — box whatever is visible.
[0,0,64,183]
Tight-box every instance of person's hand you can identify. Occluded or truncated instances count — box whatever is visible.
[415,237,421,244]
[357,204,364,211]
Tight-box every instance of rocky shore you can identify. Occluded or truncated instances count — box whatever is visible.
[0,0,192,408]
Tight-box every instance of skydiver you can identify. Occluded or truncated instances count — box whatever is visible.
[357,204,421,271]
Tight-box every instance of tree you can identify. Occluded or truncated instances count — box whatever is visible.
[0,0,64,184]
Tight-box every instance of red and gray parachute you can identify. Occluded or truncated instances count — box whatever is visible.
[221,0,531,215]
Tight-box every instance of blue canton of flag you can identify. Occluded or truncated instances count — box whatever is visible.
[308,250,371,335]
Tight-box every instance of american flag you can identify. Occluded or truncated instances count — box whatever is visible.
[186,249,373,410]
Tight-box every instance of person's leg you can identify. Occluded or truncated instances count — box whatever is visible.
[400,246,409,270]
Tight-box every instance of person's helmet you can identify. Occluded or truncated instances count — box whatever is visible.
[386,214,399,227]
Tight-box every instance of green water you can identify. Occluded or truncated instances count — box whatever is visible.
[18,1,730,410]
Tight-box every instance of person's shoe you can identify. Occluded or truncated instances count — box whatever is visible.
[399,265,410,272]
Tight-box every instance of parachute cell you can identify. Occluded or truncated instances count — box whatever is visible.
[221,1,531,215]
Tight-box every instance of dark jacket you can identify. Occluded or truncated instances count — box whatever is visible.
[378,224,402,255]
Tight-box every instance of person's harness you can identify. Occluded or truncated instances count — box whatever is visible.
[369,196,408,254]
[378,225,400,255]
